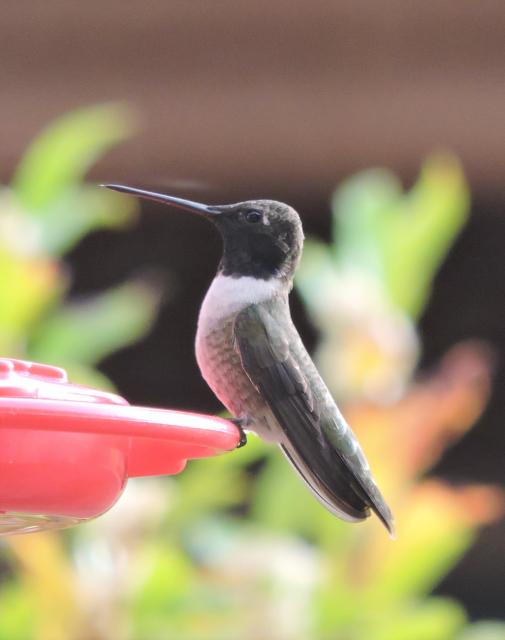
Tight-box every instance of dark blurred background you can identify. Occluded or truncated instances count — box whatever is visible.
[2,0,505,621]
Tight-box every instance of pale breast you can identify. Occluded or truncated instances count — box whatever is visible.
[195,274,282,432]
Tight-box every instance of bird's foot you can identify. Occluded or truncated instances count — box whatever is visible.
[231,417,249,448]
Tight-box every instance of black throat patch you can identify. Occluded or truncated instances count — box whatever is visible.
[219,232,287,279]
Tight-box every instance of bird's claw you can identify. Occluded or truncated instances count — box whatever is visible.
[231,418,248,448]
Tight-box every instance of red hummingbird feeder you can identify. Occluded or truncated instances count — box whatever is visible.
[0,357,239,535]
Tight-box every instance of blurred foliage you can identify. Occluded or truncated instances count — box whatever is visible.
[296,155,469,404]
[0,112,503,640]
[0,104,160,387]
[0,105,162,635]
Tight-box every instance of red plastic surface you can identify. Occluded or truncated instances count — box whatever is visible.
[0,358,239,534]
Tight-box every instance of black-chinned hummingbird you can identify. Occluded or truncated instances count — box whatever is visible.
[104,184,394,535]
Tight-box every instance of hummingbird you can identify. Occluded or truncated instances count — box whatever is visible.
[104,184,394,535]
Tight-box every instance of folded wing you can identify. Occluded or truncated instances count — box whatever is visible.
[233,300,394,535]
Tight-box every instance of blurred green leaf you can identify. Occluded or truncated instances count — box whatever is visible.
[381,155,469,317]
[131,541,241,640]
[11,103,138,256]
[29,279,161,366]
[33,185,138,256]
[369,597,466,640]
[364,518,475,604]
[319,154,469,319]
[171,461,248,528]
[332,168,402,276]
[130,542,194,639]
[0,582,36,640]
[12,103,136,212]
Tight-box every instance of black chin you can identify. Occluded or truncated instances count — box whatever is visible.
[219,234,286,280]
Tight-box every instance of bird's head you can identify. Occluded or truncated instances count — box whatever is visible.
[104,186,304,282]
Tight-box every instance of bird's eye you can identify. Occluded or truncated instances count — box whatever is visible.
[245,209,263,224]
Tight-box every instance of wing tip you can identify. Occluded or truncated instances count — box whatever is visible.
[371,502,396,539]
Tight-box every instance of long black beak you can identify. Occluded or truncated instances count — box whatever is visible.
[102,184,221,216]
